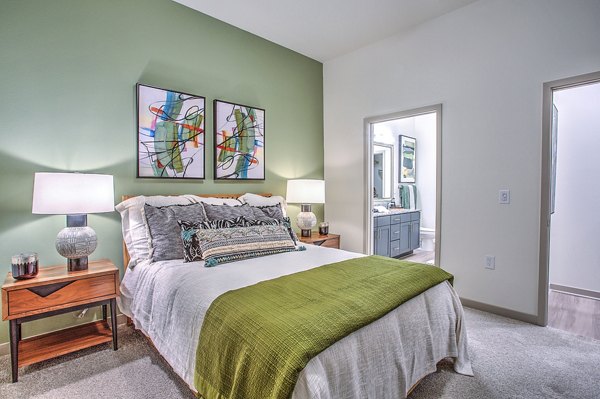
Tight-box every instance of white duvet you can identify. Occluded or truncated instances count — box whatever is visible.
[119,245,472,399]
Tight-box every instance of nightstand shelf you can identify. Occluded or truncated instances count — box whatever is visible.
[1,259,119,382]
[298,232,340,249]
[19,320,112,367]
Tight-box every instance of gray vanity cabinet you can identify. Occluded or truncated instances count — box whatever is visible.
[373,210,420,258]
[373,215,391,257]
[410,212,421,251]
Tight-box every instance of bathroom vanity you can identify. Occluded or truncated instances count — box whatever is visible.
[373,209,420,258]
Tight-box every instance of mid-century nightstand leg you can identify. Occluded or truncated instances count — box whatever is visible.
[110,298,118,350]
[9,319,18,383]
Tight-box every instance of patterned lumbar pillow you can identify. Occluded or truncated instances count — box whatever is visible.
[200,216,297,244]
[143,203,208,262]
[178,222,304,266]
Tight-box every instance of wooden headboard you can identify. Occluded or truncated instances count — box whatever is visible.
[121,193,272,268]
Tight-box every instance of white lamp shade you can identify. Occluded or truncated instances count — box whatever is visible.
[32,172,115,215]
[286,179,325,204]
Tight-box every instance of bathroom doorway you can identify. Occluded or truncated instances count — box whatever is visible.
[539,71,600,332]
[365,105,442,266]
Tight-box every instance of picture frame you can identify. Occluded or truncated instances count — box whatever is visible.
[136,83,206,179]
[399,135,416,183]
[213,99,265,180]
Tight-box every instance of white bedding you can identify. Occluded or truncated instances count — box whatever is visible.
[119,245,472,398]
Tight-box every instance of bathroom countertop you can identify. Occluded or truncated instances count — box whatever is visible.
[373,208,420,217]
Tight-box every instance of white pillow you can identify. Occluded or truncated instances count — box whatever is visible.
[115,195,197,268]
[238,193,287,217]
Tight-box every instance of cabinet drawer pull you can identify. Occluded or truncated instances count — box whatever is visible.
[393,231,399,235]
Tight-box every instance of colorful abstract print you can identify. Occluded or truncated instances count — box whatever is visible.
[214,100,265,180]
[137,84,205,178]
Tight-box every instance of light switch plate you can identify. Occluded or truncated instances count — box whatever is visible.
[499,189,510,204]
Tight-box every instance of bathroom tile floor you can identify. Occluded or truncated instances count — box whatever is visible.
[402,249,435,264]
[548,290,600,340]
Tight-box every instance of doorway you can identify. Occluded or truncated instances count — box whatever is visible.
[364,105,442,266]
[539,71,600,332]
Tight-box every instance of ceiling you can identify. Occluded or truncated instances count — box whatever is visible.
[173,0,478,62]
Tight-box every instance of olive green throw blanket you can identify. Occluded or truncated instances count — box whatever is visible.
[194,255,453,399]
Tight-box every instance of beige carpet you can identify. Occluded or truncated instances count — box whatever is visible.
[1,308,599,398]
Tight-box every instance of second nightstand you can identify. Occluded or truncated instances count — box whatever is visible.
[298,232,340,249]
[1,259,119,382]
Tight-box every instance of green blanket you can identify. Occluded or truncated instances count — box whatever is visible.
[194,255,453,399]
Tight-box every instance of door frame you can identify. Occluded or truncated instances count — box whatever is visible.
[538,71,600,326]
[364,104,442,265]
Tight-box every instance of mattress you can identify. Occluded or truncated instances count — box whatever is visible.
[119,245,472,398]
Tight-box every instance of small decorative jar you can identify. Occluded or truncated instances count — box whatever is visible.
[319,222,329,236]
[11,253,39,280]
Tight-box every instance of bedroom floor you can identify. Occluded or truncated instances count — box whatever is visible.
[1,308,598,399]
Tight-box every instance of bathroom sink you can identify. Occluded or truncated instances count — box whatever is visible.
[373,206,389,213]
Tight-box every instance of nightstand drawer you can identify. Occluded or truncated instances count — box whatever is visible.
[318,236,340,248]
[7,274,116,317]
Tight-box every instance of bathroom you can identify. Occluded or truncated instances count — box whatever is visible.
[372,110,437,264]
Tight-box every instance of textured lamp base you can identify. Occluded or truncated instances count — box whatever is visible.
[297,204,317,238]
[56,215,97,272]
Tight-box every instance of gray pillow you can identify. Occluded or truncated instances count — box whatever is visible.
[203,203,256,221]
[251,204,285,220]
[143,203,208,261]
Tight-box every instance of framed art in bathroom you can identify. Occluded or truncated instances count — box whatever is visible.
[399,135,416,183]
[136,83,206,179]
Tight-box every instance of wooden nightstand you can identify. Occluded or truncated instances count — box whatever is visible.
[1,259,119,382]
[298,232,340,249]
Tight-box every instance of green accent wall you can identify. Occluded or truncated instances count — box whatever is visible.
[0,0,323,345]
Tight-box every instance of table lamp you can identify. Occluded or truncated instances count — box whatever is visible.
[32,172,115,271]
[286,179,325,237]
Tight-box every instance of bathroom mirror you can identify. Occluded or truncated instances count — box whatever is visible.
[373,143,393,199]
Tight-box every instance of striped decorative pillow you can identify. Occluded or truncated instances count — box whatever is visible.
[143,203,208,262]
[202,203,257,221]
[179,223,303,266]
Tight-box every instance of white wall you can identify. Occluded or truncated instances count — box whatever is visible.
[412,113,437,229]
[323,0,600,315]
[549,83,600,293]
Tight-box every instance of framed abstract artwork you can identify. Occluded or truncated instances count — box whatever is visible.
[399,135,416,183]
[213,99,265,180]
[136,83,206,179]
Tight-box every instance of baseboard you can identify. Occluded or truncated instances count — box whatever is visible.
[460,297,541,325]
[0,313,128,357]
[549,284,600,300]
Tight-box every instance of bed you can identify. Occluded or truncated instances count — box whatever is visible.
[117,193,472,398]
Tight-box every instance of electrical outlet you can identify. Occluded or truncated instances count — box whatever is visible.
[485,255,495,270]
[499,189,510,204]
